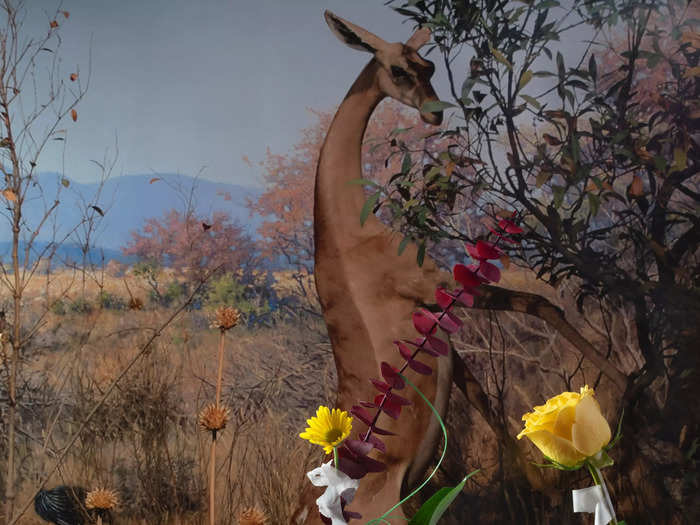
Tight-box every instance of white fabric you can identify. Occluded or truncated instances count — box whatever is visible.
[307,461,360,525]
[572,485,613,525]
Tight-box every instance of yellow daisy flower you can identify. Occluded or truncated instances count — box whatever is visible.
[299,405,353,454]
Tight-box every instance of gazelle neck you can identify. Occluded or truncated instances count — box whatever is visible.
[314,59,385,248]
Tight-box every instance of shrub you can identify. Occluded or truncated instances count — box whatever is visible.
[69,297,93,314]
[98,290,126,310]
[50,299,66,316]
[204,272,273,325]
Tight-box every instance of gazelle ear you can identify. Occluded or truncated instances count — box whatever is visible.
[324,10,387,54]
[405,26,431,50]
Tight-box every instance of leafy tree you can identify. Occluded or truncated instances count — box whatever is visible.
[123,209,257,287]
[368,0,698,521]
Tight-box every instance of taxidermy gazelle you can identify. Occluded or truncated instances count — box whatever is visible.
[293,11,455,524]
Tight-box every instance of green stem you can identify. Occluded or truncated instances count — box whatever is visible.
[586,460,618,525]
[334,446,339,470]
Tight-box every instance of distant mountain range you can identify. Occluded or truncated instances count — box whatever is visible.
[2,173,265,263]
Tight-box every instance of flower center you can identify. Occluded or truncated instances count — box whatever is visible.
[325,428,343,444]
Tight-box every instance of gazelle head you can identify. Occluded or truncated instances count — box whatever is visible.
[324,10,443,125]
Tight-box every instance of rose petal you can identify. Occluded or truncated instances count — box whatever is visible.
[572,394,612,456]
[525,429,586,467]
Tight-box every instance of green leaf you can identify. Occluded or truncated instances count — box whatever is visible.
[421,100,456,113]
[408,471,480,525]
[416,241,426,266]
[520,94,541,109]
[557,51,565,83]
[489,44,513,71]
[398,236,410,256]
[536,170,552,187]
[588,450,614,469]
[402,153,412,175]
[360,192,380,226]
[588,193,600,216]
[552,184,565,208]
[672,147,687,172]
[588,54,597,81]
[519,69,533,90]
[461,77,476,99]
[424,165,442,182]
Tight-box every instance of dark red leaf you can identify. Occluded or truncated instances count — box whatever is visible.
[407,337,440,357]
[345,439,374,457]
[476,240,501,259]
[418,307,461,334]
[344,510,363,520]
[386,391,411,406]
[440,311,462,333]
[435,287,455,310]
[426,335,449,356]
[408,359,432,374]
[368,424,397,436]
[356,454,386,473]
[360,431,386,453]
[454,263,482,288]
[445,311,463,330]
[374,394,402,419]
[350,406,374,426]
[370,379,391,393]
[412,309,438,335]
[381,362,405,390]
[360,402,376,409]
[337,454,367,479]
[498,218,524,234]
[465,242,482,260]
[454,289,475,307]
[478,260,501,283]
[395,340,414,361]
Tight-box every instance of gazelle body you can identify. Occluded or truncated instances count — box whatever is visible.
[293,11,454,524]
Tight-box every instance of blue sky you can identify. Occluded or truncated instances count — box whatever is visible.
[24,1,428,187]
[23,1,593,187]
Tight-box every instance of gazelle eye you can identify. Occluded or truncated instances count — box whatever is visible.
[391,66,411,81]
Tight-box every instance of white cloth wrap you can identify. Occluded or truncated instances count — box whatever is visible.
[307,461,360,525]
[572,485,613,525]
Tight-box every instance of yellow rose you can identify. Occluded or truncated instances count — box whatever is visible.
[517,385,611,467]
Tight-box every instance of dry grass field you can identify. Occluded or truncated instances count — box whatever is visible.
[3,264,647,524]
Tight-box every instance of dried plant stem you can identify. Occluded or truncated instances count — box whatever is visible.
[209,434,217,525]
[215,329,225,407]
[210,329,226,525]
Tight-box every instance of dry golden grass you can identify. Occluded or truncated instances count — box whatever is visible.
[8,268,330,524]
